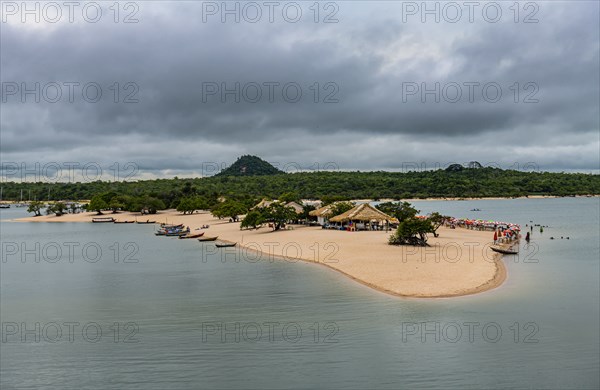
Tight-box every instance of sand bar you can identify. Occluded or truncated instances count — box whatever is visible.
[15,210,509,298]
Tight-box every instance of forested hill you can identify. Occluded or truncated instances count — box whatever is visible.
[1,167,599,206]
[215,155,284,176]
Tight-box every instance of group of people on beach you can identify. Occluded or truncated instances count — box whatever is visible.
[493,227,520,244]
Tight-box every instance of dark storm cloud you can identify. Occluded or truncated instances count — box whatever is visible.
[1,1,598,175]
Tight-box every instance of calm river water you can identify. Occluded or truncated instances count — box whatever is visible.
[1,198,598,389]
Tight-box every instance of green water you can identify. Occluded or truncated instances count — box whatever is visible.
[1,198,598,389]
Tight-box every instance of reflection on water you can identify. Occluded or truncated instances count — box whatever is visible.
[1,198,599,389]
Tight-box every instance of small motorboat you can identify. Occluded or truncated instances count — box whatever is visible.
[166,231,189,237]
[161,223,183,229]
[198,236,218,242]
[179,232,205,239]
[491,246,518,255]
[215,242,237,248]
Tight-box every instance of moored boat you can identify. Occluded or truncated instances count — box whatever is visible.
[491,246,518,255]
[161,223,184,229]
[92,217,115,223]
[198,236,219,242]
[136,220,156,224]
[166,231,188,236]
[215,242,237,248]
[179,232,205,239]
[114,220,135,224]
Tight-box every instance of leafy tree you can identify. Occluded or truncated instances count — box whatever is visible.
[376,201,419,222]
[300,204,316,220]
[279,191,300,203]
[88,194,108,214]
[109,196,126,213]
[140,196,165,214]
[176,198,195,214]
[240,210,264,230]
[389,217,434,246]
[212,200,247,221]
[46,202,66,216]
[329,201,355,217]
[27,200,44,216]
[68,202,80,214]
[321,195,348,206]
[261,203,297,230]
[177,196,209,214]
[428,212,449,237]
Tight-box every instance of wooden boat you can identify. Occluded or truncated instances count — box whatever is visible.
[491,246,519,255]
[92,217,115,223]
[155,230,182,236]
[179,232,205,239]
[198,236,218,242]
[215,242,237,248]
[166,231,188,237]
[136,220,156,224]
[114,220,135,224]
[161,223,183,228]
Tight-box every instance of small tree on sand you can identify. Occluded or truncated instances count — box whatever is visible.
[27,201,44,217]
[46,202,66,216]
[240,210,264,230]
[262,203,297,231]
[88,195,108,215]
[389,217,434,246]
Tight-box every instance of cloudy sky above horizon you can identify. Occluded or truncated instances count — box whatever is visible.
[1,1,599,180]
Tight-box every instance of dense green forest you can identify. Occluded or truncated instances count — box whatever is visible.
[2,165,599,208]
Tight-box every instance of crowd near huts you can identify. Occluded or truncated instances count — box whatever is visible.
[254,199,521,240]
[446,217,521,243]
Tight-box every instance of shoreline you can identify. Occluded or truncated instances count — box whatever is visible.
[13,210,512,299]
[1,194,598,206]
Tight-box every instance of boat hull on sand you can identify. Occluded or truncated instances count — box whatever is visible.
[179,232,205,239]
[215,242,237,248]
[198,236,218,242]
[491,246,519,255]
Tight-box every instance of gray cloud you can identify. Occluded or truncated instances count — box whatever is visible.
[1,1,598,176]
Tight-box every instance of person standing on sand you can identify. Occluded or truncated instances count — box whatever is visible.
[493,231,498,244]
[525,232,530,242]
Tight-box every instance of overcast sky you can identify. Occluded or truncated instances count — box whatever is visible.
[1,1,599,180]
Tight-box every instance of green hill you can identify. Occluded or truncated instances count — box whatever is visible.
[215,155,284,177]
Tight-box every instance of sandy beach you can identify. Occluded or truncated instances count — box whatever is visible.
[15,210,508,298]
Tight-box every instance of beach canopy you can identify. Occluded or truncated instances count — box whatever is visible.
[329,203,393,223]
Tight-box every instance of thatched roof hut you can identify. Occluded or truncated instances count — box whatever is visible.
[329,203,393,223]
[252,198,274,209]
[285,201,304,214]
[309,204,333,217]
